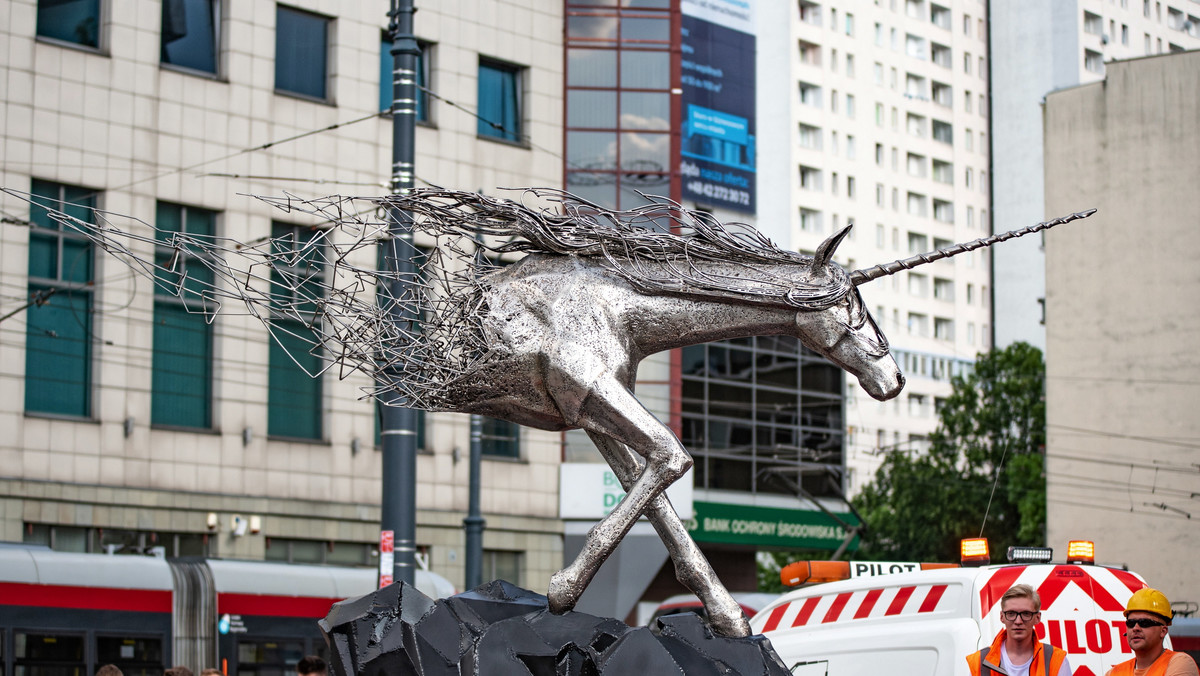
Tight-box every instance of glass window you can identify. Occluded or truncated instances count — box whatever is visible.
[275,5,329,100]
[152,202,216,428]
[483,550,522,585]
[236,639,304,676]
[161,0,219,74]
[16,632,85,676]
[26,180,96,417]
[95,636,164,676]
[481,416,520,458]
[267,223,326,440]
[36,0,100,48]
[380,36,430,120]
[478,58,523,143]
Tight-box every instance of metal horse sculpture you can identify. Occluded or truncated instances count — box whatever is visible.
[4,187,1093,638]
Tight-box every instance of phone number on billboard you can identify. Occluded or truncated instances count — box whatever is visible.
[686,180,750,207]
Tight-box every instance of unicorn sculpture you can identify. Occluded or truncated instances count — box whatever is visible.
[4,187,1093,638]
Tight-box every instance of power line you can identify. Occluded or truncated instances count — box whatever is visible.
[1049,423,1200,451]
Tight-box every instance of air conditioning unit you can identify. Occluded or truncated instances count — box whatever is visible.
[1101,33,1110,44]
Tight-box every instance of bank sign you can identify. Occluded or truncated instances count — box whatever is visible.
[680,0,756,213]
[686,501,860,551]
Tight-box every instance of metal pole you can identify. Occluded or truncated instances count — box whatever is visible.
[464,414,486,589]
[380,0,419,588]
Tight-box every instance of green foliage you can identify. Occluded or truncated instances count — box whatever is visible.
[852,342,1047,562]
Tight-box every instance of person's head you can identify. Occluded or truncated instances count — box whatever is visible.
[1124,588,1173,654]
[166,667,193,676]
[999,584,1042,645]
[96,665,124,676]
[297,656,327,676]
[200,669,222,676]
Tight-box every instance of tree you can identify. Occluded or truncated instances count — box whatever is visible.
[852,342,1047,562]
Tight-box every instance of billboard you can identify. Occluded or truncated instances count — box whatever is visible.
[680,0,756,213]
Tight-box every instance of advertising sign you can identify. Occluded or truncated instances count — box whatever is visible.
[559,463,694,520]
[686,501,860,550]
[680,0,756,213]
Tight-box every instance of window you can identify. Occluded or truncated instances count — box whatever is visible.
[933,199,954,223]
[381,37,431,121]
[846,134,856,159]
[26,180,95,417]
[1122,24,1129,44]
[875,142,884,165]
[875,102,884,127]
[931,80,952,107]
[799,0,821,26]
[798,39,821,65]
[36,0,101,48]
[799,165,822,190]
[845,12,854,35]
[964,167,973,187]
[932,119,953,144]
[906,152,927,177]
[482,416,520,457]
[905,33,926,59]
[905,73,927,99]
[967,205,975,227]
[908,272,928,297]
[932,159,953,184]
[478,58,523,143]
[1084,10,1103,35]
[1084,49,1104,74]
[874,61,884,85]
[906,112,927,137]
[161,0,219,74]
[831,88,838,113]
[267,222,326,440]
[798,123,822,149]
[845,93,855,118]
[798,81,822,107]
[483,550,523,585]
[266,537,375,565]
[966,283,975,304]
[876,224,885,248]
[152,202,216,429]
[845,53,855,78]
[966,127,974,151]
[275,6,330,100]
[907,312,929,337]
[876,182,885,206]
[934,317,954,341]
[930,3,951,29]
[964,52,972,75]
[906,192,928,216]
[963,13,971,36]
[799,208,822,233]
[831,47,838,72]
[95,635,165,676]
[965,89,973,112]
[933,277,954,301]
[16,632,86,676]
[931,42,952,68]
[847,176,856,199]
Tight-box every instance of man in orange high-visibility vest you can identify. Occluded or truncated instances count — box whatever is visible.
[966,584,1070,676]
[1106,588,1199,676]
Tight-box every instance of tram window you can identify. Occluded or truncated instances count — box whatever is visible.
[237,639,304,676]
[95,636,164,676]
[15,632,86,676]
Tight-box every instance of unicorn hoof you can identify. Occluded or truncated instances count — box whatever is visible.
[547,569,582,615]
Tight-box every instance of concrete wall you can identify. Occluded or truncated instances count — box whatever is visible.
[1043,51,1200,605]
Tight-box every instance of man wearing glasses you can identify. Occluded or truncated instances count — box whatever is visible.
[967,584,1071,676]
[1107,588,1199,676]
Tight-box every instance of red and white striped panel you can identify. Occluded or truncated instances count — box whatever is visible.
[976,565,1146,618]
[759,583,960,633]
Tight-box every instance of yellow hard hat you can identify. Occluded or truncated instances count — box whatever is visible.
[1125,588,1173,622]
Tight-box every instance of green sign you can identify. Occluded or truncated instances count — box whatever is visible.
[685,501,860,550]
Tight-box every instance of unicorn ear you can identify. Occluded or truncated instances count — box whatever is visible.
[813,224,853,269]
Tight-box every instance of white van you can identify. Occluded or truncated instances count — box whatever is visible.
[751,540,1172,676]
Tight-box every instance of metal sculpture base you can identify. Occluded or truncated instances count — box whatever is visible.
[319,580,789,676]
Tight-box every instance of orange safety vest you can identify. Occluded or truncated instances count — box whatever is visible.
[1107,650,1184,676]
[966,629,1066,676]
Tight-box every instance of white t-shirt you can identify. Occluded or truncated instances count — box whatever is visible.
[1000,642,1073,676]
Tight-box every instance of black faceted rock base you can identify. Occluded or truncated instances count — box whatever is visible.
[319,580,790,676]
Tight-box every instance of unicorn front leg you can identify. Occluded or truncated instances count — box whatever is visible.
[546,374,693,616]
[584,430,750,637]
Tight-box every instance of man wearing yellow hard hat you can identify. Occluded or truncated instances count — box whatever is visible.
[1106,588,1199,676]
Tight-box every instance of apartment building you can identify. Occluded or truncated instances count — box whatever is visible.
[758,0,993,494]
[0,0,564,592]
[990,0,1200,349]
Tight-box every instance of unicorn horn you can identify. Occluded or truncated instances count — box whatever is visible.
[848,209,1096,286]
